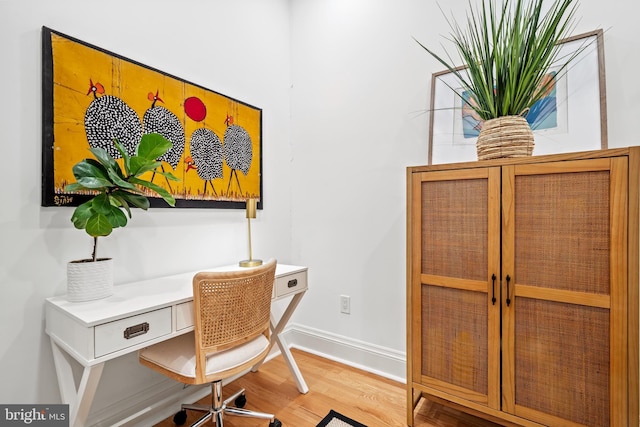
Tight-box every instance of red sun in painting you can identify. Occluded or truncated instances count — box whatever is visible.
[184,96,207,122]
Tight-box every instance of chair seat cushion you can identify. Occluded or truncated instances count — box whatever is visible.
[139,332,269,380]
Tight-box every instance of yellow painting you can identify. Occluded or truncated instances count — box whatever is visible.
[41,27,262,209]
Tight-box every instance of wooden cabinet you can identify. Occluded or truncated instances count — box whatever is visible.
[406,148,639,427]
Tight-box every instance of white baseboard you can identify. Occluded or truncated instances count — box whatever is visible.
[86,325,407,426]
[283,323,407,384]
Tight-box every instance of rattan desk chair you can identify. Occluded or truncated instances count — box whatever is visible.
[139,259,281,427]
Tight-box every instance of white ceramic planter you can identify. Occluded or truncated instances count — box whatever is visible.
[67,258,114,302]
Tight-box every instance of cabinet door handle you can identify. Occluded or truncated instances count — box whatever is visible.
[491,274,497,305]
[506,275,512,307]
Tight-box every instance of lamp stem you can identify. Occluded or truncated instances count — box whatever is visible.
[247,216,253,261]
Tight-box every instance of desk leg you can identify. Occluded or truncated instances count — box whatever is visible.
[50,340,104,427]
[254,292,309,394]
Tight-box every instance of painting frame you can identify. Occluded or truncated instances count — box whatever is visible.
[427,29,607,165]
[41,26,263,209]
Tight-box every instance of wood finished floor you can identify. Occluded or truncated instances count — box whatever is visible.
[154,349,500,427]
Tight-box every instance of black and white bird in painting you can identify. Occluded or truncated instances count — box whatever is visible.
[84,79,141,158]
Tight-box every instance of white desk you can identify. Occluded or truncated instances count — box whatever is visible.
[45,263,308,427]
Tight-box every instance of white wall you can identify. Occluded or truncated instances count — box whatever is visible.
[0,0,292,415]
[1,0,639,422]
[287,0,640,369]
[288,0,428,356]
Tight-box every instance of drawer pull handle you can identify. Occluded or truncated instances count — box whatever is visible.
[124,322,149,339]
[288,279,298,288]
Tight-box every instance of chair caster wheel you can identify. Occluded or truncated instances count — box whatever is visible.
[235,393,247,408]
[269,418,282,427]
[173,409,187,425]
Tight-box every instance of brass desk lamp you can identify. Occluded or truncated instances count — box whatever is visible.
[239,198,262,267]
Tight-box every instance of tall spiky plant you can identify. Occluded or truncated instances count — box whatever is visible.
[416,0,582,121]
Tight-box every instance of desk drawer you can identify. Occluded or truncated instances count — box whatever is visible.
[94,307,171,357]
[275,270,307,298]
[176,302,194,330]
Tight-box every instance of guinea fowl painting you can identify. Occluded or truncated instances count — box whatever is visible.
[41,26,262,209]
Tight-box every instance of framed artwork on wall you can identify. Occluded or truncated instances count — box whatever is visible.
[428,29,607,165]
[41,26,262,209]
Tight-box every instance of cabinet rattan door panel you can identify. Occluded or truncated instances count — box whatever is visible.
[513,170,610,294]
[514,298,610,426]
[421,284,488,395]
[421,178,487,281]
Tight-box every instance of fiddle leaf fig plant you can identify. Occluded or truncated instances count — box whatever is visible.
[65,133,179,261]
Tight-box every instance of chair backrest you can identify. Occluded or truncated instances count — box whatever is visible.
[192,259,277,361]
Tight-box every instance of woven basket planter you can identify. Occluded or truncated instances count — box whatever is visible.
[476,115,534,160]
[67,258,114,302]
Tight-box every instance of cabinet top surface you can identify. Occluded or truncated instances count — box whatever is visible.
[46,263,307,326]
[407,146,639,173]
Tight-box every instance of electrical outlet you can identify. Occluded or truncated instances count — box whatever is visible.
[340,295,350,314]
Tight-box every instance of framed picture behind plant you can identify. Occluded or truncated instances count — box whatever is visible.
[428,29,607,165]
[42,26,262,209]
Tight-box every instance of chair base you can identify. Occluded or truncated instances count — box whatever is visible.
[173,380,281,427]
